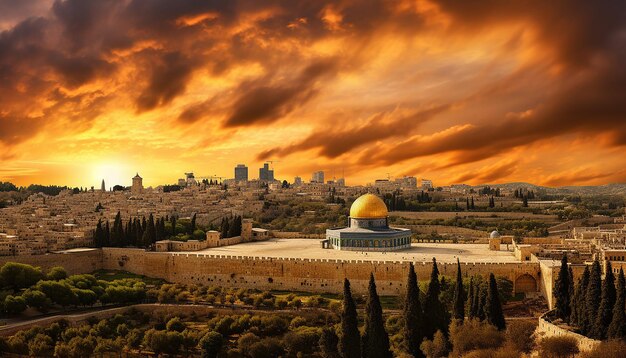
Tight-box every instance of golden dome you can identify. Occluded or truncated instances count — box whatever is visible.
[350,194,388,219]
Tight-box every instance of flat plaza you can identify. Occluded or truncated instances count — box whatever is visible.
[187,238,519,264]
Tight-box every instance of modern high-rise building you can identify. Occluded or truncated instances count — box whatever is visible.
[235,164,248,182]
[312,171,325,183]
[259,163,274,182]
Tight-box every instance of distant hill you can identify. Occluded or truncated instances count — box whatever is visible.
[474,182,626,196]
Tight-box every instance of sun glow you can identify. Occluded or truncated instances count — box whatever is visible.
[90,162,131,189]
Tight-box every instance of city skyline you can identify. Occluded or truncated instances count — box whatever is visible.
[1,1,626,187]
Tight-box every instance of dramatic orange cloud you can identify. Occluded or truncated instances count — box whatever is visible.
[0,0,625,187]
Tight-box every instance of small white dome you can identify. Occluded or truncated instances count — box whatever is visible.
[490,230,501,238]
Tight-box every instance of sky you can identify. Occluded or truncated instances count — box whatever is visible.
[1,0,625,188]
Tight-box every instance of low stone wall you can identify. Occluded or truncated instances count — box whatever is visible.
[535,313,600,352]
[271,231,324,239]
[0,249,102,274]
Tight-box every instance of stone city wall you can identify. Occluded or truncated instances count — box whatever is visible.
[101,248,541,296]
[271,231,325,239]
[536,313,600,352]
[0,249,102,274]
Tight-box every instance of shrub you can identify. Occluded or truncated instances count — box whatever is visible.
[283,327,322,356]
[248,337,284,358]
[289,316,307,330]
[581,340,626,358]
[199,331,223,358]
[166,317,186,332]
[448,319,503,357]
[22,289,49,311]
[0,262,43,290]
[505,320,536,353]
[3,295,27,315]
[538,336,579,358]
[420,330,449,358]
[143,329,183,355]
[46,266,68,281]
[238,332,261,351]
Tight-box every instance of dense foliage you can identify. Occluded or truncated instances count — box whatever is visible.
[0,263,146,316]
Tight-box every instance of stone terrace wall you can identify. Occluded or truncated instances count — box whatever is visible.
[0,250,102,274]
[536,313,599,352]
[102,248,540,296]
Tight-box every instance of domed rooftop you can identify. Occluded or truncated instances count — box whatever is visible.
[490,230,501,238]
[350,193,388,219]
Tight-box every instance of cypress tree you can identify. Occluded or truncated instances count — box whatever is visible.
[361,274,391,358]
[423,258,448,338]
[485,273,506,330]
[467,277,475,319]
[125,219,133,246]
[607,268,626,339]
[110,211,122,247]
[236,216,243,236]
[104,221,110,246]
[571,265,589,328]
[593,261,616,339]
[404,263,424,358]
[339,279,360,358]
[470,197,475,209]
[171,216,177,236]
[94,219,103,248]
[155,218,164,242]
[134,218,142,245]
[568,266,574,321]
[554,255,571,321]
[147,214,156,245]
[477,283,487,321]
[190,213,197,234]
[453,259,465,321]
[139,223,148,248]
[472,279,482,319]
[221,217,229,239]
[584,260,602,335]
[227,216,238,238]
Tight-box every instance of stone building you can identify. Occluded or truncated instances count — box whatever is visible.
[325,193,411,251]
[131,173,143,194]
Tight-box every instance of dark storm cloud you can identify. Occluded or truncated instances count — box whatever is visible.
[0,114,44,145]
[365,51,626,166]
[0,0,52,29]
[136,51,198,112]
[258,1,626,167]
[433,0,626,67]
[257,104,450,160]
[224,59,339,127]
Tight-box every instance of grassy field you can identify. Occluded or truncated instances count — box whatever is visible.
[93,269,166,286]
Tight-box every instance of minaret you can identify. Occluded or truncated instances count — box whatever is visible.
[101,179,106,192]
